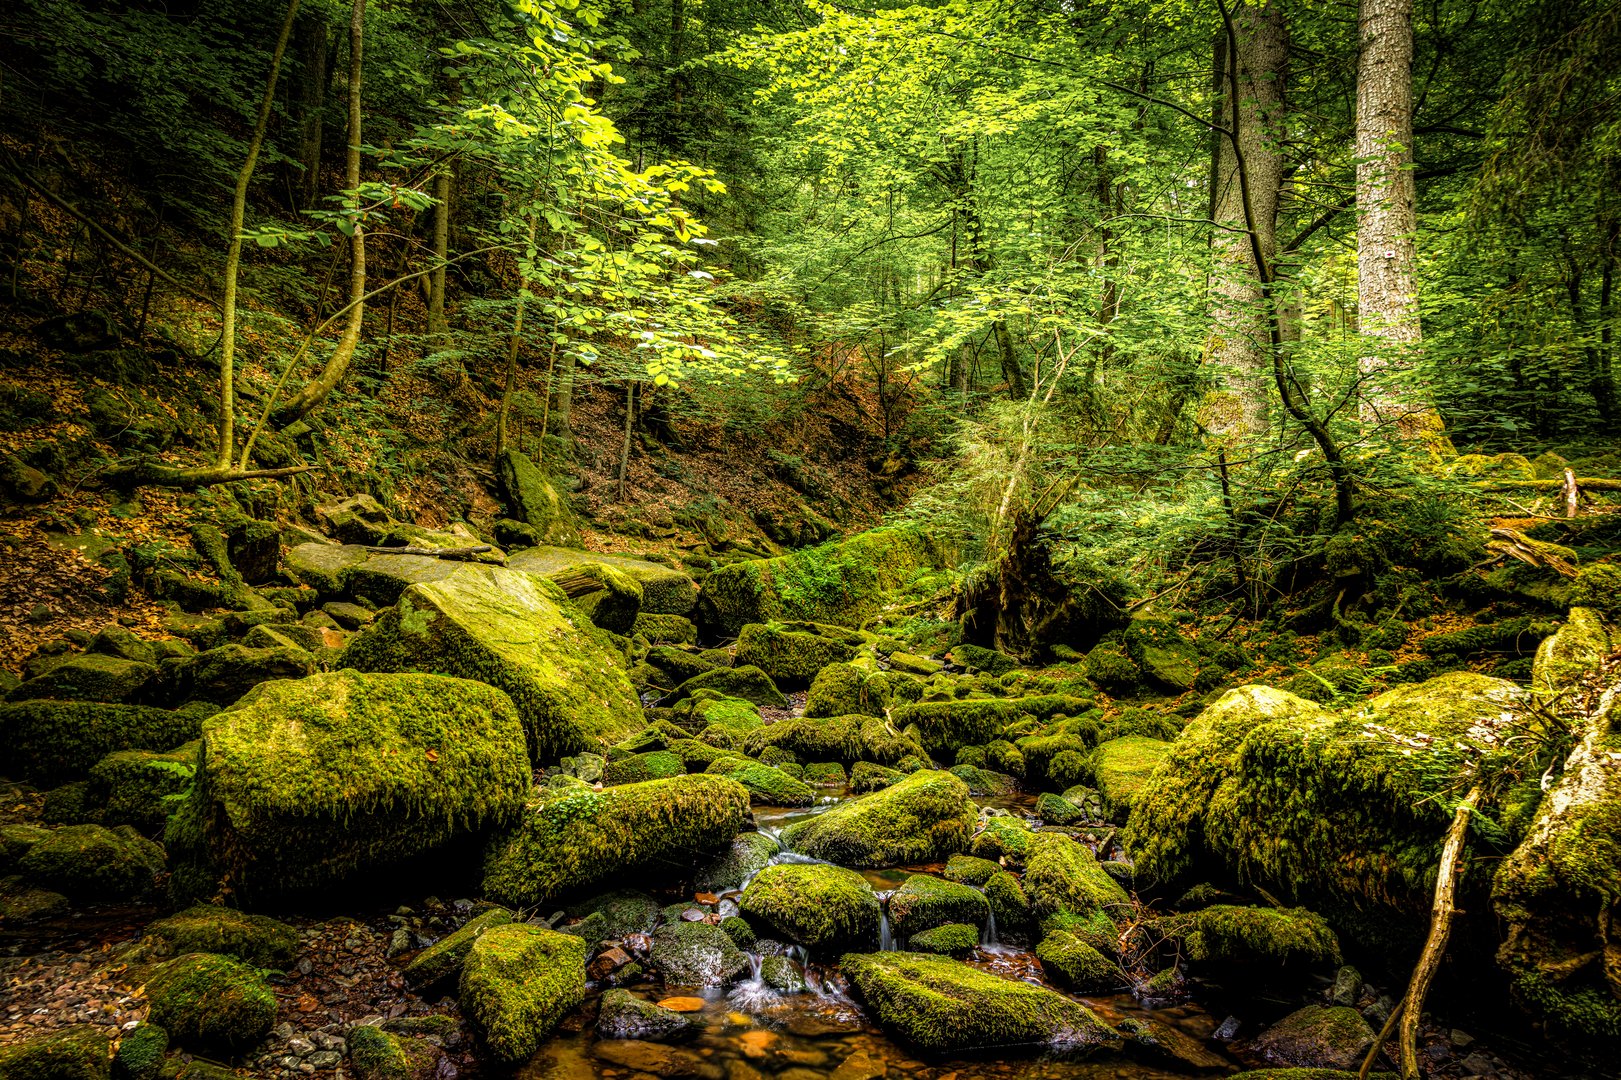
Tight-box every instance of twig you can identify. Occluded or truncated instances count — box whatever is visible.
[1359,999,1404,1080]
[361,545,492,558]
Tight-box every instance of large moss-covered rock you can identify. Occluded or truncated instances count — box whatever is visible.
[1532,606,1611,695]
[663,665,787,709]
[508,546,696,616]
[284,542,368,597]
[551,563,643,635]
[18,824,165,901]
[560,890,661,943]
[497,449,583,548]
[907,922,979,957]
[804,662,881,719]
[87,743,197,830]
[347,1025,439,1080]
[650,921,750,986]
[341,565,643,762]
[693,831,779,891]
[733,623,860,687]
[780,770,974,867]
[6,653,155,704]
[144,953,276,1052]
[601,750,685,787]
[0,1025,113,1080]
[632,613,699,645]
[1092,735,1171,816]
[840,951,1120,1053]
[172,644,318,705]
[891,695,1090,756]
[887,874,990,940]
[595,989,701,1041]
[167,670,530,902]
[1023,834,1129,924]
[1251,1006,1375,1071]
[743,713,923,765]
[459,923,586,1062]
[1155,905,1340,967]
[404,907,514,989]
[482,775,750,907]
[739,863,880,951]
[696,527,947,637]
[718,761,815,806]
[1035,930,1118,992]
[0,701,203,785]
[138,904,299,968]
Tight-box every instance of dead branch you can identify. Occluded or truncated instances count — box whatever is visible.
[361,545,493,559]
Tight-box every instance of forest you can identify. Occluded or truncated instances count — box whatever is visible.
[0,0,1617,1078]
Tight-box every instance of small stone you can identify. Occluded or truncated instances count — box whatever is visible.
[288,1037,316,1055]
[587,946,633,982]
[1213,1016,1240,1040]
[306,1050,342,1068]
[297,958,314,975]
[1332,964,1363,1007]
[657,996,706,1013]
[1450,1029,1476,1049]
[680,908,707,922]
[386,928,411,958]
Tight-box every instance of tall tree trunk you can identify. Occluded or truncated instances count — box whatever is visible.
[1355,0,1443,442]
[618,381,637,502]
[548,350,576,441]
[1206,1,1286,443]
[427,166,451,335]
[290,14,327,211]
[269,0,367,430]
[218,0,302,469]
[496,209,538,454]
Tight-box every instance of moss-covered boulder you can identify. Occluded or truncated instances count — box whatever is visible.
[1532,606,1611,695]
[88,743,197,830]
[0,701,204,785]
[743,713,923,766]
[684,695,763,749]
[662,665,787,709]
[341,565,643,761]
[804,662,874,718]
[696,527,947,637]
[497,449,583,548]
[840,951,1119,1053]
[942,854,1002,887]
[739,863,880,951]
[632,613,698,645]
[172,644,319,705]
[1251,1006,1375,1071]
[907,922,979,957]
[403,907,514,989]
[459,923,587,1062]
[1092,736,1170,817]
[18,824,165,901]
[891,695,1090,756]
[144,953,276,1052]
[482,775,750,907]
[595,989,701,1041]
[601,750,685,787]
[553,564,643,635]
[888,874,990,940]
[947,644,1019,676]
[780,770,974,867]
[347,1025,440,1080]
[6,653,156,704]
[693,831,779,892]
[167,670,529,903]
[113,1022,167,1080]
[0,1025,113,1080]
[850,761,903,792]
[1035,930,1118,991]
[509,546,697,616]
[138,904,299,968]
[1023,834,1129,925]
[968,815,1035,867]
[650,921,750,986]
[719,762,815,806]
[733,623,860,687]
[1155,905,1340,967]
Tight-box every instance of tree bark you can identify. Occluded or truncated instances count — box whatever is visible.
[548,348,577,441]
[290,14,327,212]
[272,0,367,426]
[1206,1,1286,443]
[427,165,451,335]
[495,209,538,455]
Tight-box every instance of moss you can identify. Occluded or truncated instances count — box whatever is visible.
[633,613,699,645]
[1156,905,1340,967]
[346,1025,432,1080]
[173,644,318,705]
[404,907,514,989]
[983,871,1031,939]
[168,670,529,903]
[946,644,1019,676]
[664,738,735,772]
[0,701,204,786]
[850,761,903,792]
[801,761,847,787]
[696,527,948,637]
[6,652,156,704]
[739,863,880,950]
[1014,732,1093,786]
[1083,642,1143,695]
[984,739,1025,777]
[803,662,872,719]
[1252,1006,1375,1072]
[687,695,764,749]
[507,545,697,616]
[908,922,979,956]
[482,775,750,907]
[839,951,1120,1053]
[1532,607,1611,694]
[340,565,643,762]
[888,874,989,939]
[645,645,719,686]
[650,921,750,986]
[1035,930,1118,991]
[144,953,276,1052]
[0,823,51,869]
[892,695,1091,756]
[734,622,859,687]
[942,854,1001,887]
[0,1026,113,1080]
[1036,792,1086,825]
[1121,619,1201,692]
[663,665,788,710]
[1023,834,1130,924]
[458,923,587,1062]
[601,750,686,786]
[88,743,198,831]
[563,890,661,941]
[113,1023,167,1080]
[1091,736,1171,817]
[608,719,696,758]
[139,904,299,968]
[1569,564,1621,619]
[722,762,816,806]
[744,713,924,766]
[18,823,165,902]
[42,780,99,825]
[947,765,1019,797]
[780,769,975,867]
[595,989,701,1041]
[720,915,757,950]
[968,815,1034,867]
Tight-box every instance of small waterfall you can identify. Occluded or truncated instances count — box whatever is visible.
[727,951,779,1011]
[878,908,895,951]
[981,905,998,947]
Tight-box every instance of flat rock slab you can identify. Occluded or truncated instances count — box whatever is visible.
[508,546,697,615]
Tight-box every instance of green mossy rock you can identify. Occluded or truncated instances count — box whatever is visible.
[743,713,923,765]
[403,907,514,989]
[595,989,701,1041]
[139,904,299,968]
[508,546,697,616]
[341,565,643,762]
[1532,607,1611,695]
[1155,905,1340,967]
[113,1022,168,1080]
[947,644,1019,676]
[0,1025,113,1080]
[18,824,165,901]
[1092,735,1171,817]
[1122,619,1200,692]
[285,543,368,596]
[553,563,643,635]
[0,823,51,869]
[840,951,1120,1053]
[779,770,975,868]
[685,695,763,749]
[1036,792,1086,825]
[347,1024,439,1080]
[1251,1006,1375,1071]
[601,750,686,786]
[733,622,859,687]
[663,665,787,709]
[908,922,979,957]
[1023,834,1130,924]
[802,761,846,787]
[720,762,815,806]
[948,764,1019,797]
[497,449,583,548]
[459,923,587,1063]
[1035,930,1118,991]
[144,953,276,1052]
[0,701,203,785]
[6,653,156,704]
[891,695,1090,756]
[650,921,750,986]
[1083,642,1143,695]
[561,890,661,942]
[172,644,318,705]
[850,761,903,792]
[888,874,990,940]
[632,613,698,645]
[167,670,529,902]
[739,863,880,951]
[482,775,750,907]
[804,663,875,718]
[694,832,780,892]
[696,527,947,637]
[88,743,197,830]
[0,876,69,922]
[969,815,1035,867]
[942,855,1001,887]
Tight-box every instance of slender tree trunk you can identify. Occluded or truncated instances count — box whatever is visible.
[618,381,637,502]
[1206,1,1285,443]
[291,15,327,212]
[218,0,302,469]
[548,349,577,440]
[427,165,451,335]
[1355,0,1445,443]
[496,210,538,454]
[270,0,367,429]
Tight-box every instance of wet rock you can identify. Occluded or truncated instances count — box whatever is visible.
[0,875,69,921]
[1332,965,1364,1007]
[1154,905,1340,968]
[887,874,988,940]
[1035,930,1117,992]
[907,923,978,957]
[651,921,749,986]
[145,952,277,1052]
[693,831,779,892]
[595,989,701,1041]
[1251,1004,1375,1071]
[459,923,587,1062]
[739,863,880,951]
[348,1025,441,1080]
[404,908,514,990]
[0,1024,112,1080]
[592,1039,723,1079]
[1023,833,1129,926]
[780,769,975,868]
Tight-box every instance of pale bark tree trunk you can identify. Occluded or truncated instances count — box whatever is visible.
[270,0,367,428]
[1355,0,1444,442]
[1206,0,1286,443]
[427,166,451,335]
[548,350,577,440]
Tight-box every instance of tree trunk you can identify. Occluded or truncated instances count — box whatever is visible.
[271,0,367,427]
[548,349,576,441]
[1206,1,1285,443]
[427,165,451,335]
[291,14,327,211]
[496,209,538,454]
[1355,0,1444,443]
[618,381,637,501]
[218,0,302,469]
